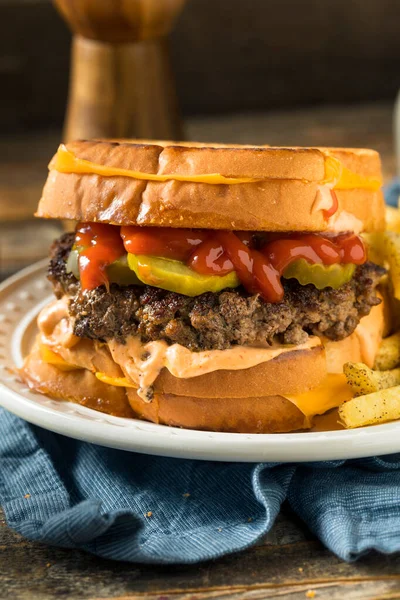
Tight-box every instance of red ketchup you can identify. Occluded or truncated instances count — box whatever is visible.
[188,231,366,303]
[324,190,339,219]
[76,222,366,302]
[75,223,125,291]
[121,226,207,260]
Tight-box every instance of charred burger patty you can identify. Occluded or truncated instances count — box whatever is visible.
[48,233,385,351]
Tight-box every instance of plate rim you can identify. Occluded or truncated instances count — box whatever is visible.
[0,259,399,463]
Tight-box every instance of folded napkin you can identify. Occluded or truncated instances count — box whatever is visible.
[1,408,400,564]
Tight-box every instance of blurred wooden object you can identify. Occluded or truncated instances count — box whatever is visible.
[53,0,186,141]
[2,0,400,132]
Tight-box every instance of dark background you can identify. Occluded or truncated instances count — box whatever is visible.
[1,0,400,133]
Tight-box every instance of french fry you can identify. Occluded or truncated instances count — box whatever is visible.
[339,386,400,428]
[385,206,400,233]
[339,206,400,428]
[361,232,386,266]
[374,331,400,370]
[344,361,400,396]
[384,232,400,300]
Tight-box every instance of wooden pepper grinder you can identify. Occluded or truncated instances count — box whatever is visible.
[54,0,186,142]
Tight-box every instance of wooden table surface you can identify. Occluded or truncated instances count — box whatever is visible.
[1,102,400,599]
[1,506,400,600]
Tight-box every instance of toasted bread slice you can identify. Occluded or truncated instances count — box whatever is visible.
[36,140,385,232]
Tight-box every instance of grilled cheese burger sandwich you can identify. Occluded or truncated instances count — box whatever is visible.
[21,140,387,432]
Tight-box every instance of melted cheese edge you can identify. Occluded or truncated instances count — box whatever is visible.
[50,145,382,191]
[287,373,353,420]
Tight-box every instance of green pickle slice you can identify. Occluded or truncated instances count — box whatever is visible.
[127,253,240,296]
[66,249,141,286]
[283,259,356,289]
[67,247,355,295]
[66,248,80,279]
[106,255,141,285]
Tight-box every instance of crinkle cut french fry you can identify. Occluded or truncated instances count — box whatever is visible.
[374,331,400,370]
[344,362,400,396]
[385,206,400,233]
[339,385,400,428]
[384,232,400,301]
[361,232,386,266]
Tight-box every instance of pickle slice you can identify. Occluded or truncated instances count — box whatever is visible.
[283,259,356,289]
[107,255,141,286]
[66,249,141,286]
[66,248,80,279]
[127,253,240,296]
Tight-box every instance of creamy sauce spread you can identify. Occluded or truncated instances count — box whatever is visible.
[311,184,335,214]
[36,294,381,415]
[37,298,321,403]
[108,336,321,401]
[327,210,363,234]
[38,298,79,349]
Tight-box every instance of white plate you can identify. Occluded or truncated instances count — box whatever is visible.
[0,260,400,462]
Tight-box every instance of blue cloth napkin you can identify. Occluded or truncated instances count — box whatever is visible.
[384,178,400,206]
[1,408,400,564]
[2,181,400,565]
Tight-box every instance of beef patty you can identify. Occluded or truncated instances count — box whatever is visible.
[48,232,386,351]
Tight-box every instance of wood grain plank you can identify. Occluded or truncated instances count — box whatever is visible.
[93,580,400,600]
[1,508,399,600]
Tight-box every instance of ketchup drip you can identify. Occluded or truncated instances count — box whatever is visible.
[75,223,125,291]
[120,226,207,260]
[121,226,366,302]
[324,190,339,219]
[76,222,367,302]
[188,237,234,276]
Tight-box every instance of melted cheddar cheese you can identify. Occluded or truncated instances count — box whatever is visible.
[49,145,257,185]
[335,166,382,191]
[286,373,353,419]
[94,370,354,422]
[50,145,382,191]
[39,344,80,372]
